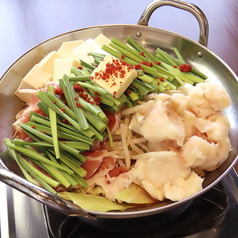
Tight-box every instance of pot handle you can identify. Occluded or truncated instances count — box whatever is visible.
[0,166,96,220]
[138,0,209,47]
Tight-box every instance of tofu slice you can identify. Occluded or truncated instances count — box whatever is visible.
[53,58,81,82]
[38,51,61,74]
[57,40,84,60]
[91,54,137,98]
[94,33,111,47]
[73,39,107,63]
[15,64,52,102]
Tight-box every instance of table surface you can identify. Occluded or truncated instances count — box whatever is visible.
[0,0,238,237]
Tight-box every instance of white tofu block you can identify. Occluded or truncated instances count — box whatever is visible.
[53,58,81,82]
[57,40,84,60]
[38,51,61,74]
[91,54,137,98]
[94,33,111,47]
[73,39,106,63]
[15,64,52,102]
[14,89,39,104]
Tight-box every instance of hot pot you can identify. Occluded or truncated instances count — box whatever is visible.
[0,0,238,221]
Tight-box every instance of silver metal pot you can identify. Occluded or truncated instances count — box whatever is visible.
[0,0,237,220]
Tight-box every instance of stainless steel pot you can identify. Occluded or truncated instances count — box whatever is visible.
[0,0,238,220]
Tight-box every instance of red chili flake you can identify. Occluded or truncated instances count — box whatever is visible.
[90,76,94,80]
[78,66,83,70]
[126,90,131,94]
[52,101,56,104]
[54,88,65,99]
[155,62,161,65]
[110,82,116,87]
[42,132,47,134]
[93,58,133,83]
[62,119,69,124]
[120,60,127,66]
[120,55,125,59]
[139,52,145,56]
[85,97,91,102]
[173,65,178,68]
[93,96,101,102]
[141,61,152,67]
[54,88,63,95]
[74,96,79,100]
[94,91,100,96]
[76,102,81,107]
[82,93,88,99]
[74,83,84,92]
[159,77,165,82]
[179,63,192,72]
[31,126,35,128]
[78,91,83,97]
[61,108,66,112]
[134,64,142,70]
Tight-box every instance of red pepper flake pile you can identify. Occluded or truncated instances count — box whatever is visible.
[141,61,153,67]
[76,101,82,107]
[73,83,98,105]
[179,63,192,72]
[93,58,133,83]
[93,96,101,105]
[62,118,69,124]
[74,83,84,92]
[91,54,138,98]
[54,88,65,100]
[134,64,143,70]
[155,62,161,65]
